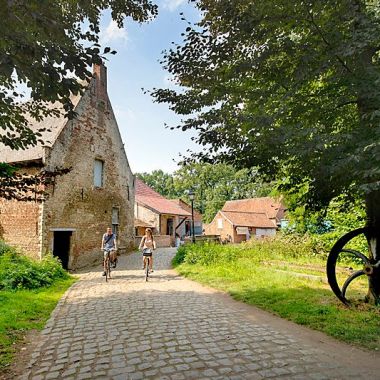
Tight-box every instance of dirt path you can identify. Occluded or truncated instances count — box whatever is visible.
[14,248,380,379]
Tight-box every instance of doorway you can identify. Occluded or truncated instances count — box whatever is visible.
[167,218,173,236]
[53,231,72,269]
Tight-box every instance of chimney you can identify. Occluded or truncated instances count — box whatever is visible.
[93,63,107,100]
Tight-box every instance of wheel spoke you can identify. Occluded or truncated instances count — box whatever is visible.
[340,249,370,265]
[341,270,366,298]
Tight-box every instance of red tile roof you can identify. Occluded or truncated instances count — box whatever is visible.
[222,197,286,221]
[221,211,277,228]
[135,179,191,216]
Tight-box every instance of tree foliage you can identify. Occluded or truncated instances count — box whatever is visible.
[0,0,157,201]
[0,0,157,151]
[0,164,71,201]
[136,163,273,223]
[151,0,380,209]
[136,170,177,198]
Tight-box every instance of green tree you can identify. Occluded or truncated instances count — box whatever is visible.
[152,0,380,301]
[173,163,273,222]
[136,170,179,198]
[0,0,157,199]
[0,0,156,150]
[137,163,273,223]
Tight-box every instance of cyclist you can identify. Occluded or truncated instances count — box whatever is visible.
[101,227,117,276]
[138,228,156,272]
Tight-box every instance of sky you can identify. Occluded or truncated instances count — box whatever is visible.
[98,0,201,174]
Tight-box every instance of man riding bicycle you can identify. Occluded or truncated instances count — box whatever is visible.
[101,227,117,276]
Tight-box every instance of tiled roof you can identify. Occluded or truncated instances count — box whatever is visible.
[221,211,277,228]
[169,199,202,222]
[135,179,191,216]
[222,197,286,221]
[0,95,82,164]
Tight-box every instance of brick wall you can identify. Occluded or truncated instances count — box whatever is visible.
[0,199,41,259]
[204,211,235,242]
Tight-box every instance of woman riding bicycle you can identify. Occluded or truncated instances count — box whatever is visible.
[138,228,156,272]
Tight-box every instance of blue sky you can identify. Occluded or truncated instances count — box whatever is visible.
[99,0,200,174]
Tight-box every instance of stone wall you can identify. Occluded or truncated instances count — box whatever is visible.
[0,65,135,269]
[40,68,135,269]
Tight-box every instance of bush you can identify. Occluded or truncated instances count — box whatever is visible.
[0,247,68,291]
[173,245,187,266]
[173,231,368,269]
[0,241,16,257]
[174,234,330,268]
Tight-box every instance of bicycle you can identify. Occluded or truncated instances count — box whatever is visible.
[142,249,153,282]
[145,256,151,281]
[103,248,114,282]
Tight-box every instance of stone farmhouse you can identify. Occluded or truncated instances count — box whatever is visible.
[134,179,202,246]
[204,197,286,243]
[0,64,135,269]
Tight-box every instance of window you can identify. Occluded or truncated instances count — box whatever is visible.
[217,218,223,229]
[94,159,104,187]
[112,208,119,225]
[112,207,119,236]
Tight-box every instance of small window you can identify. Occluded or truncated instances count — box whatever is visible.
[94,159,104,187]
[217,218,223,229]
[112,208,119,225]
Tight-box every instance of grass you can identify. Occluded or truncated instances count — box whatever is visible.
[174,240,380,351]
[0,277,76,371]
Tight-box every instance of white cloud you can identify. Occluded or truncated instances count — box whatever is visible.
[100,20,128,45]
[162,0,186,12]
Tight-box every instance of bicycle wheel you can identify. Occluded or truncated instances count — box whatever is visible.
[106,255,111,282]
[145,257,149,282]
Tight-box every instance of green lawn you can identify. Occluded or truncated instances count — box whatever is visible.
[174,242,380,351]
[0,277,76,371]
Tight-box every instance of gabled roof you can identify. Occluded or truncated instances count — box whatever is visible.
[169,199,202,222]
[222,197,286,221]
[0,95,82,164]
[221,211,277,228]
[135,179,191,216]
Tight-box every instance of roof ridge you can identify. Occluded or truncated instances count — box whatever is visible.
[223,210,268,215]
[225,196,273,202]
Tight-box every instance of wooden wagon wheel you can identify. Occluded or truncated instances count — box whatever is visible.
[326,227,380,305]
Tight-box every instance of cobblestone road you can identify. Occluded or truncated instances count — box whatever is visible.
[20,248,379,380]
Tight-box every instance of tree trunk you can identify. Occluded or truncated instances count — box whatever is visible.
[365,190,380,304]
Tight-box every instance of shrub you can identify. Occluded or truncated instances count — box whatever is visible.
[174,234,330,268]
[0,250,68,291]
[173,231,367,270]
[173,245,187,266]
[0,241,17,257]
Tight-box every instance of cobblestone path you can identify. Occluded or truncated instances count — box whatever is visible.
[21,248,379,380]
